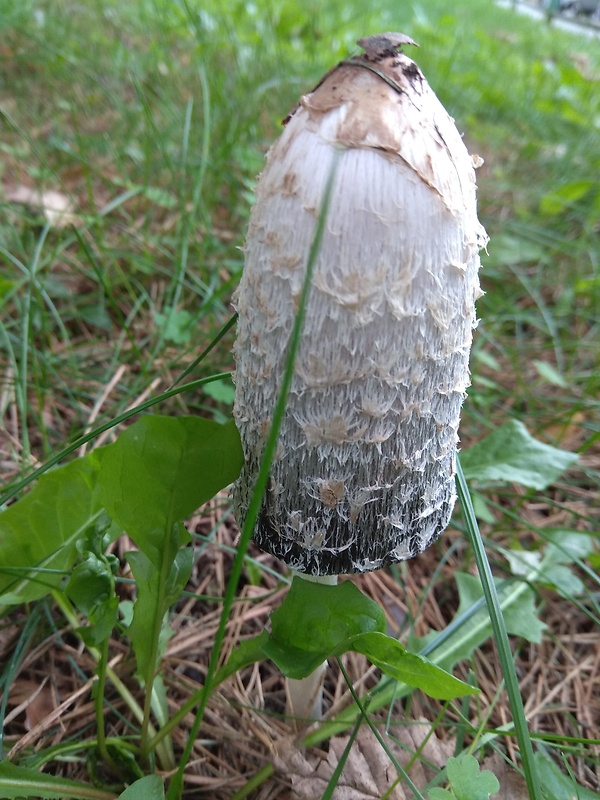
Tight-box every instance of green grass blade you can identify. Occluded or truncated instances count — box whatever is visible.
[455,457,542,800]
[167,313,238,390]
[321,714,362,800]
[0,606,41,758]
[336,659,426,800]
[0,761,116,800]
[164,152,341,800]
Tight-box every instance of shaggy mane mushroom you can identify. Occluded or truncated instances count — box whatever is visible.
[232,32,488,718]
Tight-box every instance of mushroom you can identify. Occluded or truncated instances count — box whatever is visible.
[232,33,487,717]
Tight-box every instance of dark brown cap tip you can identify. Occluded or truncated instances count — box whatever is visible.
[357,32,419,60]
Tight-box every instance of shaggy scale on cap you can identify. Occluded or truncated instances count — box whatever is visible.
[232,34,488,576]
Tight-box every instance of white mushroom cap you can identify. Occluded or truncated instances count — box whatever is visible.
[232,36,488,576]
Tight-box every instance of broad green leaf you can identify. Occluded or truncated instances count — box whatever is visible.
[119,775,165,800]
[153,310,193,345]
[535,752,600,800]
[0,452,104,604]
[98,415,243,568]
[65,550,120,645]
[214,631,270,686]
[164,538,195,607]
[261,579,385,679]
[127,550,168,678]
[218,579,476,699]
[119,599,134,627]
[486,233,546,267]
[460,420,577,490]
[429,755,499,800]
[0,760,113,799]
[98,415,222,695]
[455,573,546,646]
[503,531,593,598]
[539,564,584,598]
[270,577,385,654]
[540,180,596,216]
[261,637,326,680]
[203,377,236,405]
[65,552,115,616]
[533,360,568,388]
[76,596,119,646]
[349,632,478,700]
[470,491,496,524]
[544,530,595,562]
[414,572,546,672]
[502,548,541,578]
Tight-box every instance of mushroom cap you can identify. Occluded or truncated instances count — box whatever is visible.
[232,43,488,576]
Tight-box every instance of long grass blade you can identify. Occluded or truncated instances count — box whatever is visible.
[455,456,542,800]
[336,659,426,800]
[164,151,341,800]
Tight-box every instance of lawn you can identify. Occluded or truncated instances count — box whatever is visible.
[0,0,598,798]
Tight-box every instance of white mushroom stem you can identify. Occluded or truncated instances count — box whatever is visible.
[286,572,338,722]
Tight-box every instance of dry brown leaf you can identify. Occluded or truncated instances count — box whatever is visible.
[275,723,451,799]
[275,730,404,799]
[391,719,453,786]
[6,185,78,227]
[481,753,529,800]
[23,683,56,732]
[0,624,20,654]
[4,678,55,731]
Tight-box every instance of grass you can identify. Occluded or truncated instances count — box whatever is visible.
[0,0,599,797]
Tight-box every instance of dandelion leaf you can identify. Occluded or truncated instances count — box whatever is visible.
[460,420,577,490]
[0,452,105,604]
